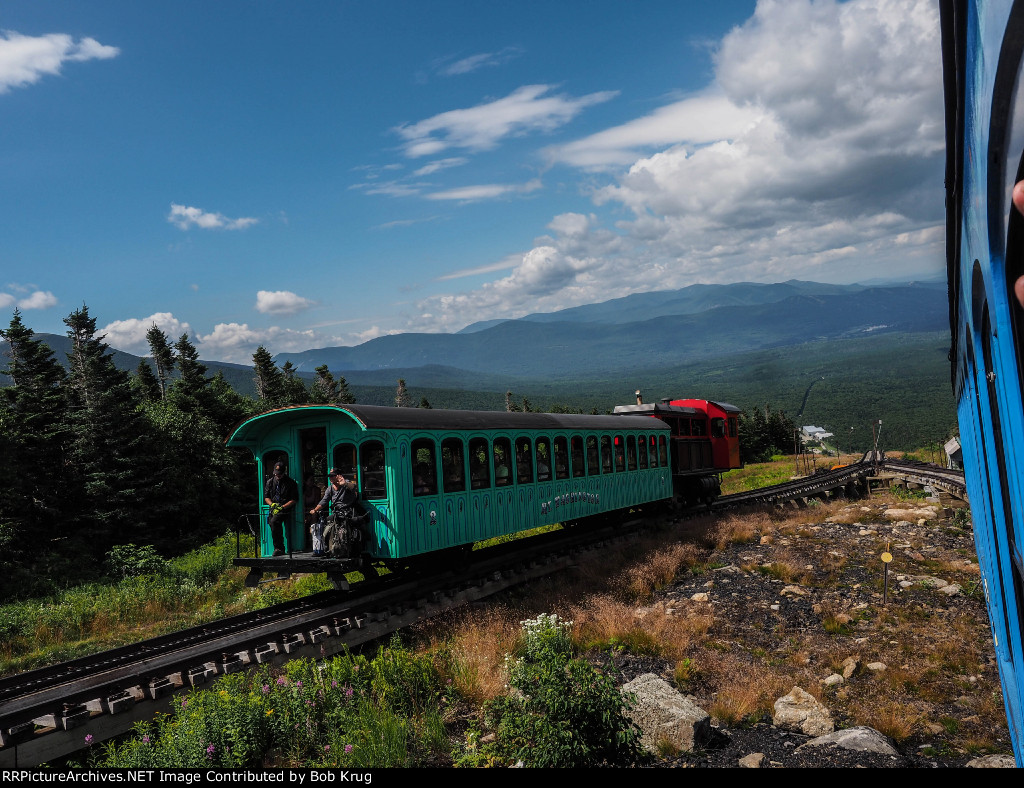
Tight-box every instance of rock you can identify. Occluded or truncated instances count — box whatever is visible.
[841,658,858,679]
[760,535,773,545]
[866,662,887,673]
[773,686,834,736]
[782,585,808,597]
[739,752,766,768]
[823,674,844,687]
[690,593,709,602]
[621,673,712,754]
[797,726,899,756]
[966,754,1016,767]
[939,584,961,597]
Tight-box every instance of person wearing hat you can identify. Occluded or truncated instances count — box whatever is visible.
[310,468,362,558]
[263,459,298,556]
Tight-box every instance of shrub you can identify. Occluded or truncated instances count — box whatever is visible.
[481,613,643,767]
[105,544,168,580]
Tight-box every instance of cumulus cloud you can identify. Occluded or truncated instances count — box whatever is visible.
[405,0,945,333]
[168,204,259,231]
[394,84,618,158]
[255,290,316,316]
[100,313,193,355]
[0,289,58,310]
[195,323,348,364]
[0,30,119,94]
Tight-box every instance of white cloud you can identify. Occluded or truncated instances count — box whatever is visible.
[394,84,618,158]
[0,289,58,310]
[412,157,468,176]
[168,204,259,231]
[0,30,119,94]
[255,290,316,316]
[196,322,348,364]
[440,47,523,77]
[100,313,192,355]
[437,253,521,281]
[403,0,945,333]
[425,178,542,202]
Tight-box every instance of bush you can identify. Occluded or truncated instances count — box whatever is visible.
[481,613,643,767]
[105,544,167,580]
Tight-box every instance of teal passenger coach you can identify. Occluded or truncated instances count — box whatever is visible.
[226,404,673,572]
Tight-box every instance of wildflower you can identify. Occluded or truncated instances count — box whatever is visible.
[182,699,188,708]
[324,745,330,753]
[277,677,287,686]
[331,680,338,688]
[345,687,353,698]
[206,744,216,759]
[296,681,302,688]
[142,736,150,744]
[262,684,270,694]
[266,709,274,716]
[345,744,353,754]
[84,734,93,746]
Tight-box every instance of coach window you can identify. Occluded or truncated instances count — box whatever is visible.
[692,419,707,437]
[442,438,466,493]
[586,436,600,475]
[411,438,437,497]
[536,436,552,482]
[515,437,534,484]
[553,437,569,480]
[494,438,513,487]
[637,435,648,469]
[360,441,387,500]
[678,418,691,436]
[659,435,668,466]
[626,436,638,471]
[469,438,491,490]
[614,435,626,472]
[570,436,585,477]
[729,417,738,438]
[600,435,613,473]
[333,443,357,479]
[648,435,658,467]
[711,418,726,439]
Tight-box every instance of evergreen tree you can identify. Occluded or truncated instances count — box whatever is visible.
[63,305,157,554]
[280,361,308,405]
[146,325,176,399]
[0,311,69,596]
[739,403,798,463]
[310,364,338,404]
[170,333,209,411]
[253,346,284,408]
[395,378,409,408]
[335,373,356,404]
[418,397,432,409]
[133,359,162,401]
[505,390,520,412]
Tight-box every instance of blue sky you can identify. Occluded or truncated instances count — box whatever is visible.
[1,0,944,363]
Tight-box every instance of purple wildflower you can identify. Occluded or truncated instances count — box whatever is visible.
[345,687,353,698]
[206,743,216,759]
[262,684,270,694]
[296,681,302,688]
[142,735,150,744]
[181,699,188,708]
[345,744,353,754]
[276,677,287,686]
[84,734,94,746]
[331,680,338,688]
[324,745,330,753]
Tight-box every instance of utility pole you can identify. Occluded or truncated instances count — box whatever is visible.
[871,420,882,471]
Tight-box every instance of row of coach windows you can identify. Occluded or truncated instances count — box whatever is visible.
[411,434,669,497]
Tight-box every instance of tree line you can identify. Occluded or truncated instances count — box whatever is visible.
[0,308,363,601]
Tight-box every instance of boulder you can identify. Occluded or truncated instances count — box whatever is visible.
[773,686,834,736]
[621,673,712,754]
[797,726,899,756]
[966,754,1016,768]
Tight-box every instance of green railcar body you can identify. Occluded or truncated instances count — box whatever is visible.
[226,404,673,563]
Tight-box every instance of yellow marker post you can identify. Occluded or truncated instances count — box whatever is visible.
[881,544,893,604]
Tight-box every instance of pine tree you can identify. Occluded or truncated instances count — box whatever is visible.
[63,306,157,553]
[505,390,520,412]
[133,359,162,401]
[418,397,432,409]
[280,361,308,405]
[253,346,284,408]
[395,378,409,408]
[336,373,356,404]
[0,311,69,596]
[170,333,209,412]
[310,364,338,404]
[146,325,176,399]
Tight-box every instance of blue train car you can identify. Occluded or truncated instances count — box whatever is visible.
[226,404,673,570]
[942,0,1024,763]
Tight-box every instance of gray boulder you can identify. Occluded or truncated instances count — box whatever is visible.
[773,686,834,736]
[797,726,899,755]
[621,673,712,754]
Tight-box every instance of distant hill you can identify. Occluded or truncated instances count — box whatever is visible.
[274,284,948,379]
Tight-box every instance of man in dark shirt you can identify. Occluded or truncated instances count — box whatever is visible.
[263,460,298,556]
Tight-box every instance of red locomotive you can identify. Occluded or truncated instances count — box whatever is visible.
[614,393,741,506]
